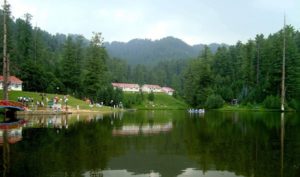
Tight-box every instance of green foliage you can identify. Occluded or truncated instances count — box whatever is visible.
[61,35,84,96]
[183,48,214,107]
[148,91,155,101]
[82,33,109,101]
[288,99,300,110]
[122,92,144,108]
[205,94,224,109]
[263,95,281,109]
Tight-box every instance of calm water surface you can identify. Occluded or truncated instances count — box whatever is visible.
[1,110,300,177]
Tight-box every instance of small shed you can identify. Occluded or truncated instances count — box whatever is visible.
[0,76,23,91]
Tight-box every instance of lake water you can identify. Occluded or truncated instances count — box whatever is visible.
[1,110,300,177]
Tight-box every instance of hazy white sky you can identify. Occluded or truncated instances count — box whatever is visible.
[6,0,300,45]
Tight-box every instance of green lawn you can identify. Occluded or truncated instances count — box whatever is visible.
[125,92,188,110]
[0,90,188,111]
[218,103,295,112]
[0,90,112,112]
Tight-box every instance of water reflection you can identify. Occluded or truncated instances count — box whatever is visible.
[112,122,172,136]
[2,130,10,177]
[281,113,285,177]
[1,118,25,177]
[0,111,299,177]
[83,169,161,177]
[178,168,244,177]
[23,114,70,129]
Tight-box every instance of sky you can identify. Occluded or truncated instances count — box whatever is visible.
[6,0,300,45]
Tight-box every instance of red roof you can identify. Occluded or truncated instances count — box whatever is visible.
[112,83,139,89]
[142,84,161,89]
[162,87,175,92]
[0,76,22,84]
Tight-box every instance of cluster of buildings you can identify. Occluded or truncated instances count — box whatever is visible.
[0,76,176,96]
[112,83,175,95]
[0,76,23,91]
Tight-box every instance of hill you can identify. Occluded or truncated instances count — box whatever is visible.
[123,92,188,110]
[104,36,226,65]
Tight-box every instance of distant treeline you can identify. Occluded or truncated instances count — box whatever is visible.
[1,5,299,109]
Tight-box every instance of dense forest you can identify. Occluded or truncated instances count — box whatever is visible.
[1,4,300,109]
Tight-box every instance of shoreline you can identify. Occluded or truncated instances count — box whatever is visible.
[16,108,125,115]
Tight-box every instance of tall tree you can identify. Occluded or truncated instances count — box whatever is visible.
[61,35,84,95]
[15,13,34,62]
[82,32,108,101]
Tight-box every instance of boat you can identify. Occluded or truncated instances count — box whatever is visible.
[188,109,205,114]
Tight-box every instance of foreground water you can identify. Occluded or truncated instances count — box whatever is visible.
[1,110,300,177]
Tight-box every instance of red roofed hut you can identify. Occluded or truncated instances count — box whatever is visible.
[0,76,23,91]
[162,87,175,96]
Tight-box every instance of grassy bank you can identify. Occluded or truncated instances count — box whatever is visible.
[124,92,188,110]
[0,90,112,112]
[218,104,295,112]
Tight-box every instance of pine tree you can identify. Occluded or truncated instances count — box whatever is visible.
[82,32,108,101]
[61,35,83,95]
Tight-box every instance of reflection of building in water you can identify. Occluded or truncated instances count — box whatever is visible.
[178,168,244,177]
[112,122,172,136]
[0,120,25,145]
[83,169,161,177]
[0,127,23,145]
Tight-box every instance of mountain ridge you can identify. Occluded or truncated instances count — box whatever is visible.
[104,36,227,65]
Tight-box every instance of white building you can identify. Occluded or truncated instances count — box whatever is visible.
[112,83,140,92]
[141,84,162,93]
[0,76,23,91]
[162,87,175,96]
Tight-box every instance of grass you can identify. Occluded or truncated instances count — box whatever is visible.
[0,90,112,112]
[0,90,188,111]
[125,92,188,110]
[218,103,295,112]
[219,104,266,111]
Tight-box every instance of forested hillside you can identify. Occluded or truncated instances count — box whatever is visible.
[105,37,224,65]
[1,4,300,110]
[108,26,300,110]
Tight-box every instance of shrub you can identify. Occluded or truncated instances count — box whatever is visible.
[263,95,281,109]
[205,94,224,109]
[148,91,155,101]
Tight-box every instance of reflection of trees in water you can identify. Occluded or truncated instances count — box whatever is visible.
[8,116,126,177]
[182,112,300,177]
[2,131,10,177]
[3,111,300,177]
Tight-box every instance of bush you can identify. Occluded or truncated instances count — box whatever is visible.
[263,95,281,109]
[205,94,224,109]
[148,91,155,101]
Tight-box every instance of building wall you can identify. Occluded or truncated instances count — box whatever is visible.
[0,83,22,91]
[166,91,173,96]
[122,87,140,92]
[10,84,23,91]
[141,86,162,93]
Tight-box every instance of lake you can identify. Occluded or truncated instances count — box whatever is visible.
[1,110,300,177]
